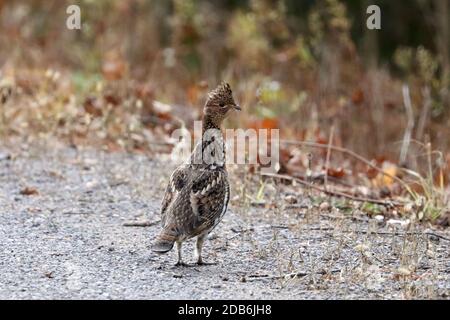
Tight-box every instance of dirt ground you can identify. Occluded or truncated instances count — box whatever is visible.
[0,141,449,299]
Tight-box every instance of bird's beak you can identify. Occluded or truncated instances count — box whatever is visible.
[233,104,241,111]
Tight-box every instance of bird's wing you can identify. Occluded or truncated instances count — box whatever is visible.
[189,169,230,234]
[161,165,188,224]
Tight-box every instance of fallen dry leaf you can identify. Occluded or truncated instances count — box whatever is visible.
[372,161,397,188]
[351,88,364,105]
[20,187,39,196]
[327,167,345,178]
[83,96,103,117]
[102,50,127,81]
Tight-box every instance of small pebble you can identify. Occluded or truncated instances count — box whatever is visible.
[0,152,11,161]
[319,202,330,211]
[387,219,410,228]
[374,215,384,224]
[284,195,297,204]
[403,202,414,214]
[396,267,411,276]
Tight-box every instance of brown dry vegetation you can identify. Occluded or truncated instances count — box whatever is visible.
[0,0,449,225]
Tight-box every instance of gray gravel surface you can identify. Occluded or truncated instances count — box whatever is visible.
[0,144,449,299]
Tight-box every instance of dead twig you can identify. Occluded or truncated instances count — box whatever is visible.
[400,84,414,166]
[366,230,450,242]
[262,172,404,206]
[270,224,290,229]
[324,125,335,191]
[280,140,413,195]
[326,228,450,242]
[416,86,431,142]
[286,228,450,243]
[283,203,309,209]
[423,232,450,242]
[296,173,354,188]
[246,269,341,281]
[306,227,335,231]
[122,220,159,227]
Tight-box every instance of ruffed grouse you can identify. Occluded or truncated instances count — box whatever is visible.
[152,82,240,265]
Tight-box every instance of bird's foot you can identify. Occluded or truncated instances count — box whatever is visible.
[174,261,194,268]
[196,260,218,266]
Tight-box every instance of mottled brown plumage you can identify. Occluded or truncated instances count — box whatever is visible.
[152,82,240,265]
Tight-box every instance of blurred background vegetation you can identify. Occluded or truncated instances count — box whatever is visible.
[0,0,449,185]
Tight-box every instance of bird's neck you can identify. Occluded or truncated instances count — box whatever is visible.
[202,114,222,134]
[189,113,225,169]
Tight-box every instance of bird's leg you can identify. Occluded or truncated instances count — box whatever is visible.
[196,234,217,265]
[195,235,204,264]
[174,241,187,267]
[173,241,195,267]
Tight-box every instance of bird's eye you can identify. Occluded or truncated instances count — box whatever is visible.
[219,102,225,107]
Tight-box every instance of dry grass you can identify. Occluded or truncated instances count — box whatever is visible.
[1,1,449,224]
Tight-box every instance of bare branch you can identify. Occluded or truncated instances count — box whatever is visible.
[324,125,335,191]
[123,220,159,227]
[279,139,413,195]
[400,84,415,166]
[261,172,404,206]
[416,86,431,141]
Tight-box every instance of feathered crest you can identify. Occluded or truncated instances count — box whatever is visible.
[208,82,232,99]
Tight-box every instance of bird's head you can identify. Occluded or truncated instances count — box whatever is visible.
[204,82,240,122]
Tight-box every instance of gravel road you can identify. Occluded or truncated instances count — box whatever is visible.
[0,142,449,299]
